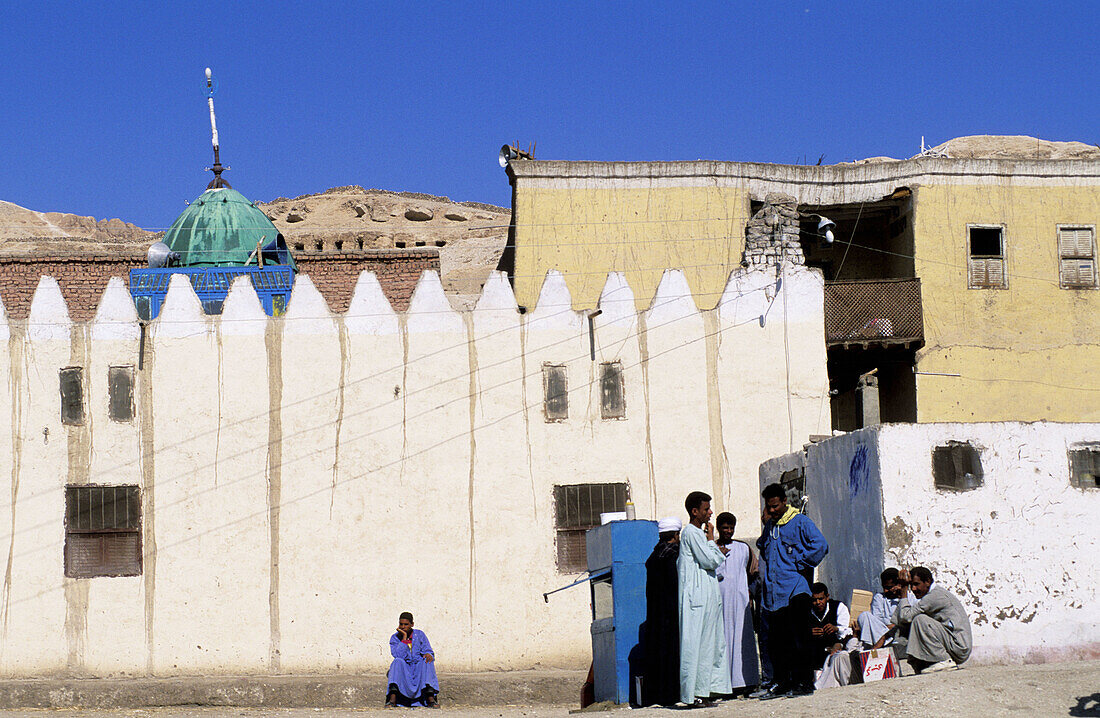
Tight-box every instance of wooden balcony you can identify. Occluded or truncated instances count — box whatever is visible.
[824,278,924,349]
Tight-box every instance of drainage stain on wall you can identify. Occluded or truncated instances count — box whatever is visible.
[2,328,24,647]
[138,331,156,673]
[702,309,730,507]
[636,314,657,511]
[265,320,284,672]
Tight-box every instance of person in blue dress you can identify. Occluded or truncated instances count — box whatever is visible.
[386,612,440,708]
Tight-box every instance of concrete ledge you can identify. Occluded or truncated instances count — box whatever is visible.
[0,670,586,709]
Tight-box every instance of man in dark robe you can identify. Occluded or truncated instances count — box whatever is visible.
[641,517,682,706]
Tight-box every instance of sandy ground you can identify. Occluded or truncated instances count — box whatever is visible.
[2,660,1097,718]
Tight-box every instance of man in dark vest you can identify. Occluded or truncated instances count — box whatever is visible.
[641,517,682,706]
[808,583,859,689]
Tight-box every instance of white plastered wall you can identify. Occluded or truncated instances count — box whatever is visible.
[0,265,829,676]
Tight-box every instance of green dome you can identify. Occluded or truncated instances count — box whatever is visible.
[164,187,295,269]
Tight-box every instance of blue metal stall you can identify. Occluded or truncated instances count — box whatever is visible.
[586,519,657,705]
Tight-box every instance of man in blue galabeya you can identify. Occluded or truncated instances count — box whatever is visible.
[386,612,440,708]
[755,483,828,699]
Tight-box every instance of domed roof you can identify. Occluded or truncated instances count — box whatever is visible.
[163,187,295,269]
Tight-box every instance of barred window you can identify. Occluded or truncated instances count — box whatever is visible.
[599,361,626,419]
[553,483,629,573]
[542,364,568,422]
[968,226,1006,289]
[65,485,142,578]
[932,442,984,492]
[1069,445,1100,490]
[1057,227,1097,289]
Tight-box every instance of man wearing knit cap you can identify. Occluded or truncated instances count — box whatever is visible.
[641,517,682,706]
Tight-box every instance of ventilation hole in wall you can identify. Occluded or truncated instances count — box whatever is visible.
[315,241,324,251]
[334,240,343,251]
[395,241,406,249]
[294,243,304,251]
[357,239,364,250]
[415,240,426,247]
[435,240,447,247]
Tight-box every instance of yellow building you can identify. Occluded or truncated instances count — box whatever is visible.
[503,146,1100,426]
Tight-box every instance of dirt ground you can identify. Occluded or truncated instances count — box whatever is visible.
[2,660,1097,718]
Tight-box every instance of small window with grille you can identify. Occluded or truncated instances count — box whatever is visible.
[59,367,84,426]
[108,366,134,422]
[1069,444,1100,490]
[64,485,142,578]
[553,483,629,573]
[932,442,984,492]
[968,226,1006,289]
[1057,227,1097,289]
[542,364,568,422]
[599,361,626,420]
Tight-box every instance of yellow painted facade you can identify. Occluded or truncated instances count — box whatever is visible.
[508,158,1100,424]
[512,184,750,311]
[911,184,1100,422]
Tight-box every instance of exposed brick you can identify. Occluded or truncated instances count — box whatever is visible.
[0,249,440,321]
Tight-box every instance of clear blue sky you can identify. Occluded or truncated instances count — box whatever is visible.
[2,1,1096,228]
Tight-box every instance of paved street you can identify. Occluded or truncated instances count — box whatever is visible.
[0,660,1095,718]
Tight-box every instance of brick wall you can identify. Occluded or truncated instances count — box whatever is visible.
[294,249,439,313]
[0,253,145,321]
[0,249,440,321]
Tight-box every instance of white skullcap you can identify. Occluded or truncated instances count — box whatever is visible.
[657,517,682,533]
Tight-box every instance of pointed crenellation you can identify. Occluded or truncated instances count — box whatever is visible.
[27,276,71,342]
[283,274,336,336]
[596,272,636,329]
[472,271,519,333]
[154,273,210,339]
[646,270,700,326]
[219,275,268,336]
[527,270,583,332]
[406,270,462,334]
[91,277,140,341]
[344,271,399,336]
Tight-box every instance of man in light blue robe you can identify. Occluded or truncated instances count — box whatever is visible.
[677,491,732,706]
[386,612,439,708]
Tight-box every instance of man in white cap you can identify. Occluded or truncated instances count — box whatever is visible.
[641,517,682,706]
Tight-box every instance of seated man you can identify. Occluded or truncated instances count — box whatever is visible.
[859,567,914,659]
[894,566,972,674]
[807,583,859,690]
[386,612,440,708]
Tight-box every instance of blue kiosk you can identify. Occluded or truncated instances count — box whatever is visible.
[585,519,657,705]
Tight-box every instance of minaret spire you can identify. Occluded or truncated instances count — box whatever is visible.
[204,67,231,188]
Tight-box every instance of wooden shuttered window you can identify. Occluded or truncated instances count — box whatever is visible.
[968,226,1006,289]
[1069,445,1100,490]
[1058,227,1097,289]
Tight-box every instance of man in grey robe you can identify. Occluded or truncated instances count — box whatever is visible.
[715,512,759,694]
[893,566,972,674]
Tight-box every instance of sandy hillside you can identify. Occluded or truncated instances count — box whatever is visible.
[0,199,150,255]
[257,186,509,309]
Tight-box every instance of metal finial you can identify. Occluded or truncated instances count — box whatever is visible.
[204,67,231,188]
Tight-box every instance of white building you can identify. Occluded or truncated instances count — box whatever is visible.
[760,422,1100,663]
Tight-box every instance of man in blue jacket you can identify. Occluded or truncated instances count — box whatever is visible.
[756,483,828,698]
